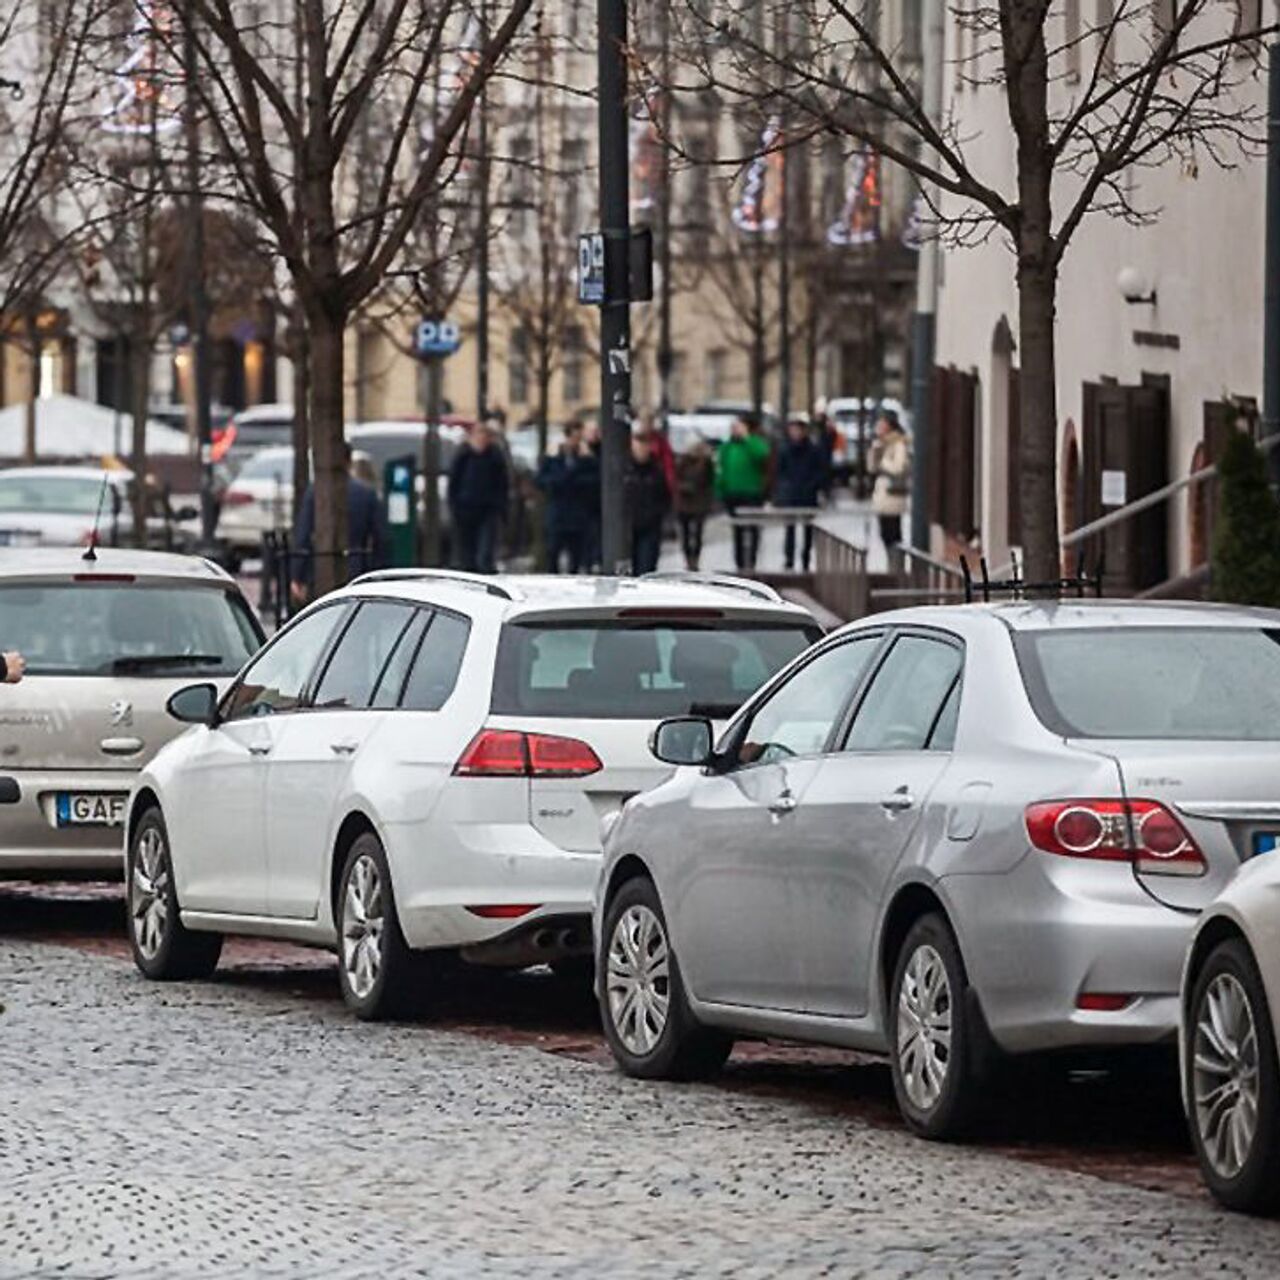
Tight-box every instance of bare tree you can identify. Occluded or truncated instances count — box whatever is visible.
[656,0,1278,580]
[181,0,534,590]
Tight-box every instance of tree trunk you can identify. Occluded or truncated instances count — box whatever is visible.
[1016,256,1061,582]
[24,313,39,464]
[308,306,349,595]
[291,309,311,523]
[131,333,152,545]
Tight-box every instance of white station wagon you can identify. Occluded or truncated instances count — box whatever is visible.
[124,571,820,1018]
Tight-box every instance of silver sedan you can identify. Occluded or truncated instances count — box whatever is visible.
[595,600,1280,1138]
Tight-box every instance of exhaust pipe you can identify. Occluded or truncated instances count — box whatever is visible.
[532,929,556,951]
[557,928,581,951]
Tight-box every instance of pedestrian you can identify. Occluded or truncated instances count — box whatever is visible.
[537,420,599,574]
[627,430,671,576]
[581,419,603,569]
[716,412,771,572]
[869,410,912,555]
[2,651,24,684]
[640,411,677,497]
[674,439,716,571]
[448,420,509,574]
[291,440,391,604]
[775,417,827,572]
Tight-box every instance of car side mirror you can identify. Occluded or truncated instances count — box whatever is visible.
[650,717,714,768]
[167,682,218,726]
[173,504,199,522]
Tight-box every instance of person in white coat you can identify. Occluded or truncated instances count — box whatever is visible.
[869,412,911,552]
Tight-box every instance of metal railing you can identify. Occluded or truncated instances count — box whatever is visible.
[811,523,870,621]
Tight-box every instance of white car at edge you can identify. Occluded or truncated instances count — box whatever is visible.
[123,570,820,1019]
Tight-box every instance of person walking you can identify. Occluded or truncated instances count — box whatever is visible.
[674,439,716,571]
[869,410,912,557]
[3,651,24,683]
[448,420,509,574]
[537,420,599,574]
[775,417,827,572]
[291,440,391,604]
[716,413,771,572]
[627,431,671,576]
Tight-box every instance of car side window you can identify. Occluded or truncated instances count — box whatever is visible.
[928,676,962,752]
[400,610,470,711]
[370,609,433,710]
[736,636,879,767]
[842,635,964,753]
[313,602,416,710]
[222,606,345,721]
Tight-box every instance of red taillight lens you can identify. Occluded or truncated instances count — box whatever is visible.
[1025,799,1205,877]
[1076,993,1134,1012]
[465,904,541,919]
[453,729,602,779]
[222,488,255,507]
[211,422,237,463]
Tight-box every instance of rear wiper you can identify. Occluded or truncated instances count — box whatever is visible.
[111,653,224,673]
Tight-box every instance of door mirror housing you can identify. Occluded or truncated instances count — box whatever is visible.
[650,717,714,768]
[167,682,219,726]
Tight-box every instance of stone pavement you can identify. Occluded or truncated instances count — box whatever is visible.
[2,940,1279,1278]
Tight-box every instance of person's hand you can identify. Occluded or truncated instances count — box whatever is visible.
[289,581,308,608]
[2,652,25,684]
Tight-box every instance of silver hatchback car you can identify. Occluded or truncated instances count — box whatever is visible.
[596,600,1280,1138]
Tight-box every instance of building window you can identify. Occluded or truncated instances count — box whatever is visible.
[707,348,728,401]
[509,327,529,405]
[1064,0,1081,83]
[562,326,584,404]
[903,0,923,62]
[1234,0,1263,55]
[1153,0,1177,43]
[1096,0,1116,75]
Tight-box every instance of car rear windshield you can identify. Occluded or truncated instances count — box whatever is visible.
[0,475,111,516]
[491,620,819,720]
[0,583,264,677]
[1016,626,1280,740]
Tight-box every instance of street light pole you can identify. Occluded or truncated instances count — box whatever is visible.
[1265,42,1280,482]
[656,6,674,434]
[476,0,491,423]
[597,0,632,573]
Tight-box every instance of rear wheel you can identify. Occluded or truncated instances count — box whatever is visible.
[599,876,731,1081]
[889,913,991,1140]
[126,808,222,980]
[1187,937,1280,1215]
[336,833,420,1021]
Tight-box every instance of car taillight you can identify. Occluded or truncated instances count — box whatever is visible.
[211,422,237,463]
[1025,799,1206,877]
[222,488,255,507]
[453,729,602,779]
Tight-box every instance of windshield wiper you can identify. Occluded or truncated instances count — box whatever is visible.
[110,654,224,673]
[687,701,740,720]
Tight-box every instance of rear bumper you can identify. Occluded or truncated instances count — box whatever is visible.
[0,770,133,874]
[945,853,1195,1054]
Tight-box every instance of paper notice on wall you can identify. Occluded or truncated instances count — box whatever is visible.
[1101,470,1127,508]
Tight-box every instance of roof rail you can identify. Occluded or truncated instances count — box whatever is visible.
[349,569,517,601]
[642,571,784,604]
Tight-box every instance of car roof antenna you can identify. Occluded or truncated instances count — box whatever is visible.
[82,471,110,563]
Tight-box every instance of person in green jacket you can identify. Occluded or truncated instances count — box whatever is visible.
[717,413,772,571]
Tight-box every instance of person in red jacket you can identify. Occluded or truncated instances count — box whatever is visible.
[639,412,677,496]
[3,652,24,683]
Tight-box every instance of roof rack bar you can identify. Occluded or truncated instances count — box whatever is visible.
[640,570,784,604]
[349,569,516,601]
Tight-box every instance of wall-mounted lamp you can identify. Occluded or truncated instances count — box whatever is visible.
[1117,266,1158,306]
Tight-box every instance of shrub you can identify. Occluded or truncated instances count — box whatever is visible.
[1212,430,1280,607]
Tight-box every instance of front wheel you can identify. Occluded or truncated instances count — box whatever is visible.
[126,808,222,980]
[889,913,991,1140]
[599,876,731,1081]
[1187,937,1280,1215]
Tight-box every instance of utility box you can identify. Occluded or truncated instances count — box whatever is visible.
[384,455,418,568]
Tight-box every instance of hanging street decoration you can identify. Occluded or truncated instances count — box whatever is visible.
[101,0,182,135]
[826,146,882,247]
[731,117,784,235]
[421,16,483,157]
[630,87,664,216]
[901,190,927,251]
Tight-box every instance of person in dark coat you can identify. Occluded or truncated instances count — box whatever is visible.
[775,418,828,572]
[627,431,671,576]
[2,651,24,683]
[674,439,715,571]
[536,420,599,574]
[291,440,391,603]
[448,421,509,574]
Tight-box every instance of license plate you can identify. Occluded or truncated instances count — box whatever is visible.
[55,793,128,828]
[1253,832,1280,856]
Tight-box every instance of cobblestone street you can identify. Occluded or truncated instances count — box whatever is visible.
[2,888,1280,1278]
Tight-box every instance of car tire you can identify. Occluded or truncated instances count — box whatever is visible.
[889,913,991,1141]
[599,876,731,1081]
[126,808,222,981]
[1186,937,1280,1215]
[335,832,420,1021]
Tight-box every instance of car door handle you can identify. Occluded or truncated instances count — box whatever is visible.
[768,792,798,816]
[248,744,272,757]
[330,741,358,756]
[881,787,915,814]
[100,736,144,757]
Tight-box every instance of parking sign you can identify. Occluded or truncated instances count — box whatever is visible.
[578,232,605,305]
[414,318,462,359]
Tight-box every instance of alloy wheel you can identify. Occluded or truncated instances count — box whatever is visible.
[897,942,953,1112]
[130,825,170,961]
[1193,972,1261,1180]
[607,904,671,1056]
[342,853,385,1001]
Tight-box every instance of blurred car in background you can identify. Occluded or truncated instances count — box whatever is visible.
[0,467,199,552]
[212,404,294,475]
[826,397,914,488]
[0,547,264,876]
